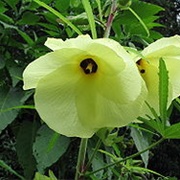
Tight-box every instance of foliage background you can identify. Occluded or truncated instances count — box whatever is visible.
[0,0,180,179]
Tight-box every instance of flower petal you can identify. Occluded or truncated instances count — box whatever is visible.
[165,58,180,98]
[45,35,92,51]
[142,35,180,58]
[24,35,148,137]
[23,36,129,90]
[45,35,133,71]
[35,64,97,138]
[23,48,86,90]
[92,38,133,63]
[76,62,147,129]
[34,47,147,137]
[83,42,126,75]
[146,57,180,101]
[76,77,147,129]
[141,35,180,112]
[35,61,145,138]
[136,59,173,116]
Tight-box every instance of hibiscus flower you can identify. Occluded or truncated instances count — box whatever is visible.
[23,35,147,138]
[136,35,180,115]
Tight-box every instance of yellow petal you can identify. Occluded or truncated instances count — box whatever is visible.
[23,35,148,137]
[35,62,146,137]
[142,35,180,58]
[23,48,86,90]
[23,36,129,89]
[35,64,97,138]
[136,59,173,115]
[76,76,147,129]
[45,34,92,51]
[140,35,180,113]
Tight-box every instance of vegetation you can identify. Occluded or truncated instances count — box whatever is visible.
[0,0,180,179]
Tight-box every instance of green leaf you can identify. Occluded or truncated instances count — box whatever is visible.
[127,7,150,37]
[113,0,163,39]
[137,115,163,136]
[18,11,40,25]
[34,172,51,180]
[70,0,81,8]
[159,58,169,126]
[34,0,82,35]
[16,120,39,179]
[0,20,34,45]
[0,1,7,13]
[54,0,70,12]
[33,125,70,173]
[0,56,5,69]
[129,123,156,136]
[6,60,23,87]
[0,87,29,132]
[4,0,19,12]
[130,127,149,167]
[0,13,14,23]
[0,160,25,180]
[82,0,97,39]
[33,170,57,180]
[66,13,89,25]
[48,170,58,180]
[87,139,104,179]
[126,165,167,178]
[164,122,180,139]
[38,22,59,32]
[96,128,119,146]
[40,11,57,25]
[17,29,34,45]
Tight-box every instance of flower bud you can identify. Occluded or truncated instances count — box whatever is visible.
[118,0,132,9]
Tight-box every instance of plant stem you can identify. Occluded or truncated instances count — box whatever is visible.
[75,138,88,180]
[85,137,164,176]
[0,160,25,180]
[96,0,103,22]
[103,0,117,38]
[84,139,102,171]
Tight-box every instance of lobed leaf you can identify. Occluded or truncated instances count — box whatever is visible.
[158,58,169,128]
[164,122,180,139]
[34,0,82,35]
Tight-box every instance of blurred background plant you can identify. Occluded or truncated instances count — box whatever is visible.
[0,0,180,179]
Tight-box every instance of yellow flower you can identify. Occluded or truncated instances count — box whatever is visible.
[136,35,180,115]
[23,35,147,138]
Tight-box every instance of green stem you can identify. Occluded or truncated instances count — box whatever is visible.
[127,7,150,37]
[84,139,102,171]
[85,137,164,176]
[75,138,88,180]
[103,0,117,38]
[96,0,103,22]
[0,160,25,180]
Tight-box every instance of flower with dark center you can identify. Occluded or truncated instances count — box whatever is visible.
[23,35,147,138]
[135,35,180,115]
